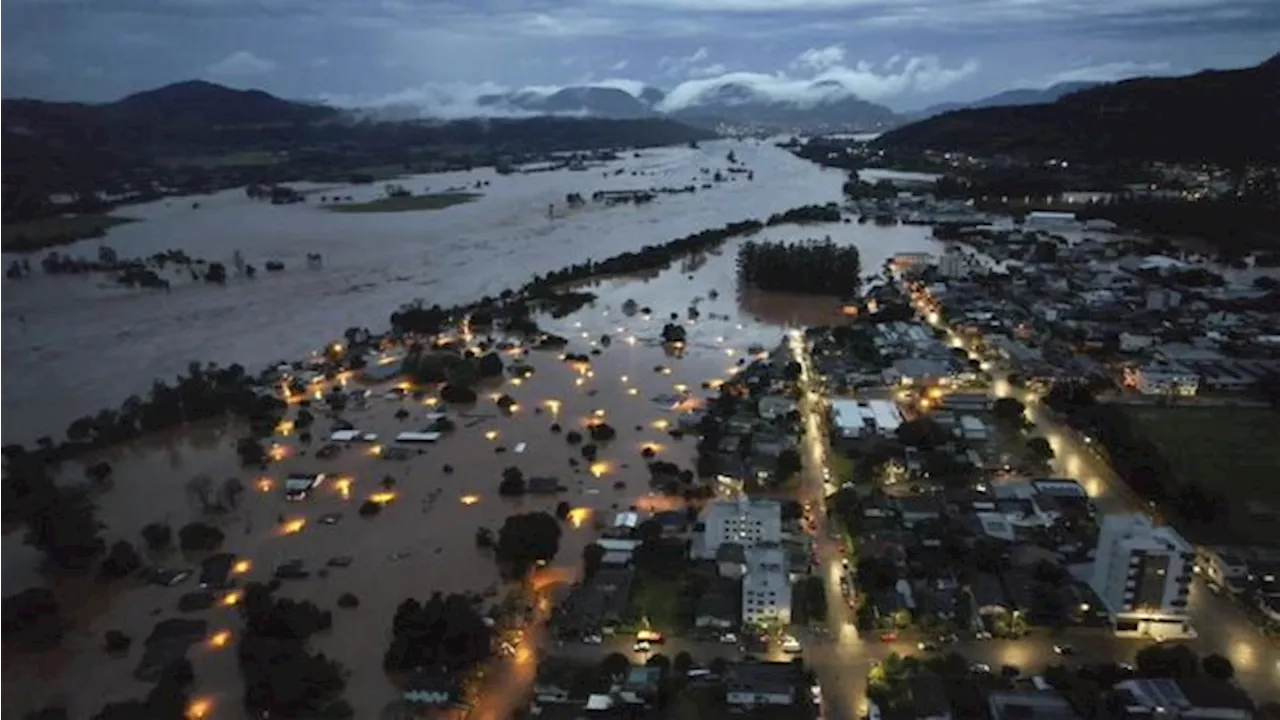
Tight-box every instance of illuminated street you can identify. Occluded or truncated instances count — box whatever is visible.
[981,344,1279,702]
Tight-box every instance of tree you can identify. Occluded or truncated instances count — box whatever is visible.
[143,517,174,545]
[237,584,344,718]
[1135,644,1199,679]
[992,397,1026,425]
[85,461,113,485]
[104,629,132,654]
[25,486,103,569]
[3,588,64,649]
[582,543,605,579]
[178,522,225,552]
[498,466,526,496]
[895,417,951,449]
[495,512,562,577]
[236,437,267,466]
[856,556,898,593]
[555,501,572,520]
[477,352,504,378]
[186,474,215,511]
[100,540,142,579]
[600,652,631,680]
[1202,653,1234,681]
[383,593,493,674]
[1026,437,1055,461]
[775,448,802,482]
[220,476,245,508]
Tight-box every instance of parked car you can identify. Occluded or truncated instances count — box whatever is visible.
[879,631,899,642]
[1053,644,1075,656]
[970,663,992,674]
[633,640,651,653]
[782,636,803,653]
[719,633,738,644]
[917,641,939,652]
[582,634,602,645]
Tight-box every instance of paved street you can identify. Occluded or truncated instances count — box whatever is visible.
[992,371,1280,703]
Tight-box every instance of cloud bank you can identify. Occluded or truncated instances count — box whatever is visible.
[329,49,981,119]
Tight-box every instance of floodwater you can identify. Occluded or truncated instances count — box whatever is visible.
[1,139,948,718]
[3,140,857,448]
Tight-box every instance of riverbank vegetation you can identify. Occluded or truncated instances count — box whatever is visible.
[2,214,136,253]
[737,238,862,296]
[327,192,481,214]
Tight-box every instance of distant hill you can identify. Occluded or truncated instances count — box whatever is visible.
[908,81,1100,120]
[106,80,339,127]
[477,85,662,119]
[876,56,1280,164]
[666,80,900,133]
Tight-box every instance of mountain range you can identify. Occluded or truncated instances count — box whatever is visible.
[905,81,1099,120]
[875,54,1280,164]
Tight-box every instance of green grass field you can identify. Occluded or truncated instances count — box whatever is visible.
[1124,405,1280,546]
[327,193,480,214]
[2,214,136,252]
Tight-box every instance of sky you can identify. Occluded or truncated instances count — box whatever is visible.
[3,0,1277,113]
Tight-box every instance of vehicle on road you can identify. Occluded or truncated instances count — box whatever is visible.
[1053,644,1075,655]
[637,629,664,644]
[970,663,991,674]
[917,641,939,652]
[720,633,738,644]
[879,631,899,642]
[633,641,651,653]
[782,636,803,653]
[582,634,602,645]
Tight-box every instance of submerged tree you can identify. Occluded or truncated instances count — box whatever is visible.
[737,237,861,296]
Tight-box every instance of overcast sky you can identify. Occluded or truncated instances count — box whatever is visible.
[3,0,1277,112]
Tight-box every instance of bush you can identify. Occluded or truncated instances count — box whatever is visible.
[588,423,617,442]
[141,522,172,551]
[337,593,360,609]
[3,588,63,649]
[358,500,382,517]
[104,630,131,654]
[177,523,224,552]
[498,467,526,496]
[100,540,142,579]
[440,383,477,404]
[565,430,583,445]
[477,352,504,378]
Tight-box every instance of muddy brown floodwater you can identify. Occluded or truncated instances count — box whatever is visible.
[3,158,946,718]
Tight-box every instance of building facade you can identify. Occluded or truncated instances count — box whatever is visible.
[1089,514,1195,640]
[695,499,782,559]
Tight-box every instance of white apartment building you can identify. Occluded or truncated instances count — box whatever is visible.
[742,544,792,626]
[1089,514,1196,640]
[695,498,782,559]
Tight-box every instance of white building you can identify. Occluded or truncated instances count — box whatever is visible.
[937,249,975,279]
[830,399,903,439]
[1124,363,1199,397]
[742,546,792,626]
[1024,210,1078,229]
[1089,514,1195,640]
[695,498,782,559]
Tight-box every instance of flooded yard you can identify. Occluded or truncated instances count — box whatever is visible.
[3,141,947,718]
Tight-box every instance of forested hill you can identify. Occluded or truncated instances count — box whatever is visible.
[875,55,1280,164]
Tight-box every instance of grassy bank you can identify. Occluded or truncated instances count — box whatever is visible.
[2,214,137,253]
[328,193,481,214]
[1123,405,1280,546]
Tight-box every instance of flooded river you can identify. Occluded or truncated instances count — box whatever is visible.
[2,139,948,718]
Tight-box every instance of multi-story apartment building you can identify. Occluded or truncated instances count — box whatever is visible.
[1090,514,1196,640]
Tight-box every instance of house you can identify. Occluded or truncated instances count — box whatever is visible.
[557,568,634,635]
[884,358,953,387]
[988,690,1083,720]
[618,665,663,706]
[758,395,798,421]
[1119,332,1156,353]
[725,662,797,708]
[1123,363,1199,396]
[650,510,688,537]
[894,496,944,527]
[402,671,460,708]
[527,476,563,494]
[1109,678,1253,719]
[958,415,988,442]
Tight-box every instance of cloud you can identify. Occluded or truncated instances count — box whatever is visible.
[793,45,846,72]
[610,59,629,71]
[206,50,277,77]
[659,47,723,78]
[657,54,979,111]
[1040,60,1174,85]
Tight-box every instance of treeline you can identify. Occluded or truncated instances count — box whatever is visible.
[1080,196,1280,256]
[1045,385,1228,538]
[737,238,862,297]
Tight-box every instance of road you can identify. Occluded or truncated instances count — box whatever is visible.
[986,353,1280,703]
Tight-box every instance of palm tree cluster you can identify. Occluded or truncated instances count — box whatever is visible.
[737,238,862,297]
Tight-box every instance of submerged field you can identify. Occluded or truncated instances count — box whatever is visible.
[1123,405,1280,546]
[1,214,137,252]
